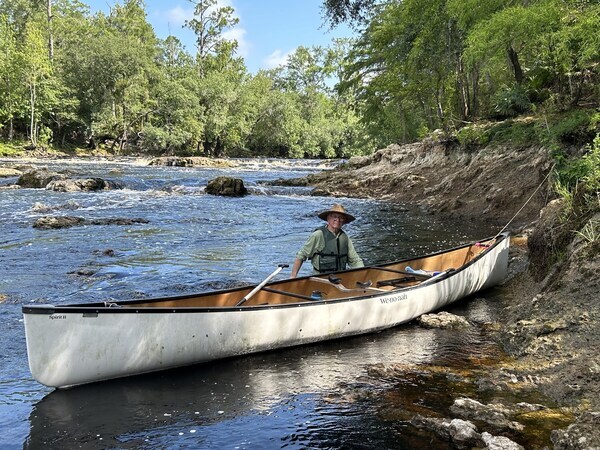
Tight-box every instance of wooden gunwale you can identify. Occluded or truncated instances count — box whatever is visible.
[22,234,505,315]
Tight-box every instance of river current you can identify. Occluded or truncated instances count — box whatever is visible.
[0,158,499,449]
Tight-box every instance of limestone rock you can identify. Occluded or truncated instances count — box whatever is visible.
[206,176,248,197]
[17,169,65,188]
[417,311,470,329]
[46,178,123,192]
[481,432,524,450]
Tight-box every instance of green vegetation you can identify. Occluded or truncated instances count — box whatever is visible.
[0,0,598,160]
[326,0,598,252]
[331,0,598,149]
[455,109,598,151]
[0,0,371,158]
[0,141,21,157]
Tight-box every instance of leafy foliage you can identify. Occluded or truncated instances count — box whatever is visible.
[0,0,366,158]
[492,84,532,118]
[0,0,597,159]
[334,0,598,144]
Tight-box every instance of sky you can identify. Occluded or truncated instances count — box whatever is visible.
[85,0,355,73]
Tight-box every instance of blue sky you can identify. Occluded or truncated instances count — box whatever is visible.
[86,0,355,73]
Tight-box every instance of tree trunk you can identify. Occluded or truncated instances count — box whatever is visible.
[507,45,523,84]
[47,0,54,61]
[456,56,470,120]
[435,76,446,131]
[29,82,37,145]
[470,66,480,118]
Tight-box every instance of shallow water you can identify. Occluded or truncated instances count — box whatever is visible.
[0,158,501,449]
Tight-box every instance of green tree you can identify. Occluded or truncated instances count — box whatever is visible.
[141,35,203,154]
[339,0,459,143]
[323,0,379,27]
[465,2,561,87]
[276,46,331,93]
[19,20,53,145]
[0,14,22,140]
[549,2,600,106]
[185,0,239,76]
[197,65,252,156]
[247,86,304,157]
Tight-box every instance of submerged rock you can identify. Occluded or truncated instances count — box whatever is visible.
[33,216,148,229]
[417,311,471,329]
[31,200,81,213]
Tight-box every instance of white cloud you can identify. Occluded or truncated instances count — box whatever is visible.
[224,27,250,58]
[265,49,294,69]
[165,6,193,27]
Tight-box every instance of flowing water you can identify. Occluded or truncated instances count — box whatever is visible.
[0,158,502,449]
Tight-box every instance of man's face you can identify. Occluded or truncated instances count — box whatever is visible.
[327,213,345,232]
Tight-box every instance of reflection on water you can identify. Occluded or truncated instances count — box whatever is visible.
[27,322,489,449]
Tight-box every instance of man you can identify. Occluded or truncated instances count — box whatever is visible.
[291,204,364,278]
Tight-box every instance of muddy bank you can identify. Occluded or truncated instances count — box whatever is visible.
[288,139,599,448]
[295,138,552,228]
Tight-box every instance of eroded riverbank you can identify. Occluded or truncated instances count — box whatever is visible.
[284,140,600,449]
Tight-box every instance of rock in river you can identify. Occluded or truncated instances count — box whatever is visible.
[17,169,65,188]
[33,216,149,229]
[206,176,248,197]
[417,311,471,329]
[46,177,123,192]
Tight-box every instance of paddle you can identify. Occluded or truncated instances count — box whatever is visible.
[235,264,289,306]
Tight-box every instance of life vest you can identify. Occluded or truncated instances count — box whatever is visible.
[311,225,349,273]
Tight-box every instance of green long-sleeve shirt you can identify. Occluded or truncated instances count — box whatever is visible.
[296,229,364,273]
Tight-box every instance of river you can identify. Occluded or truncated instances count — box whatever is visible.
[0,158,500,449]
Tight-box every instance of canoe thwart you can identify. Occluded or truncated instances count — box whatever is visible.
[376,276,417,287]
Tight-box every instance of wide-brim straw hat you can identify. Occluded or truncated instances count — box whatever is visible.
[317,204,356,223]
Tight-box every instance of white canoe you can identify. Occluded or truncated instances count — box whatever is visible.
[23,233,509,388]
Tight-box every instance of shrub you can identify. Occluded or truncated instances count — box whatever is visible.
[492,84,532,118]
[544,109,595,147]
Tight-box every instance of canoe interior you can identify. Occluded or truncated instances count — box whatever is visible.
[96,235,503,309]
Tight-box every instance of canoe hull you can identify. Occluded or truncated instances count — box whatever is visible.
[23,235,509,388]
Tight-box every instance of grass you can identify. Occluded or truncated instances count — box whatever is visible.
[455,108,598,152]
[0,141,23,157]
[574,219,599,245]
